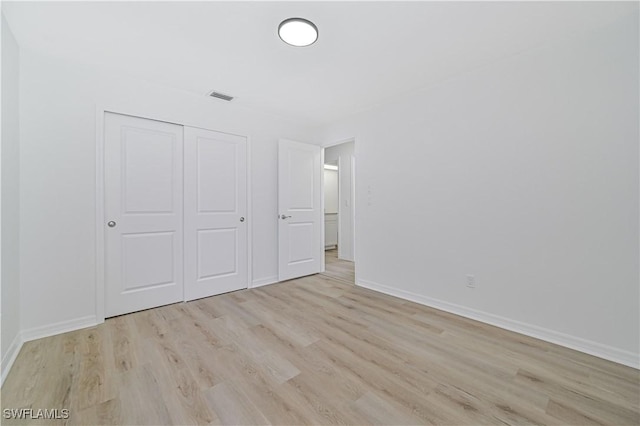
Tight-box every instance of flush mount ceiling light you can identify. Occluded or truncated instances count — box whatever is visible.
[278,18,318,47]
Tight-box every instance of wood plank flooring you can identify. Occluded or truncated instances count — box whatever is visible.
[321,249,355,285]
[2,252,638,425]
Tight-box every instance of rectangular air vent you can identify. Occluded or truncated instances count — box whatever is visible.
[207,90,234,102]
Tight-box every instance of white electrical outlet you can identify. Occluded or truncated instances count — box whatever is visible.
[466,275,476,288]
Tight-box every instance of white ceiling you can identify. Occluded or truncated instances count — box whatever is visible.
[3,1,637,127]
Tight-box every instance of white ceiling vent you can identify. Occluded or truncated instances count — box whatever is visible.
[207,90,234,102]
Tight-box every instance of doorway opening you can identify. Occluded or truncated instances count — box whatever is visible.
[322,140,355,285]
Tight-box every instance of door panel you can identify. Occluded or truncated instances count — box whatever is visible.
[197,228,237,279]
[288,222,314,263]
[278,139,322,281]
[197,140,237,212]
[122,232,175,291]
[185,127,247,301]
[123,130,175,213]
[288,150,315,208]
[105,113,184,317]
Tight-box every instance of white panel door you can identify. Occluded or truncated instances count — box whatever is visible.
[278,139,322,281]
[105,113,184,317]
[184,127,247,301]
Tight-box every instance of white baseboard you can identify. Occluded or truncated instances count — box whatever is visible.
[1,332,23,386]
[20,315,97,343]
[251,275,279,289]
[357,278,639,369]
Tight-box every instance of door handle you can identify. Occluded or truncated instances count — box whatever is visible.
[107,221,117,228]
[280,214,292,220]
[240,217,245,222]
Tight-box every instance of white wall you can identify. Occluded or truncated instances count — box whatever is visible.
[325,142,355,261]
[18,49,317,333]
[315,13,639,366]
[1,13,21,382]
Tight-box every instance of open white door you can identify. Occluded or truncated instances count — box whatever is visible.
[104,113,184,317]
[278,139,322,281]
[184,127,248,301]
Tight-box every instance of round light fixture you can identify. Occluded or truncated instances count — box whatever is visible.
[278,18,318,47]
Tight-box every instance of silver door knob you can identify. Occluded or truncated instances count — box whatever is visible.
[280,214,292,220]
[240,217,245,222]
[107,221,116,228]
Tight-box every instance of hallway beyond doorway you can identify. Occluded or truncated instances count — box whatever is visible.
[322,249,355,285]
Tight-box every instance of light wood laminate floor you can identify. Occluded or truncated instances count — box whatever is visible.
[2,261,638,425]
[322,249,355,285]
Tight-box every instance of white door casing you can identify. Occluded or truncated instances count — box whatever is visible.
[184,127,248,301]
[278,139,322,281]
[104,113,184,317]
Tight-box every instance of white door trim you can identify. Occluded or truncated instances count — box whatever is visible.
[321,148,326,273]
[95,105,252,324]
[322,136,355,149]
[337,155,343,260]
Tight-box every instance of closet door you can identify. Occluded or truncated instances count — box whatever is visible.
[184,127,248,301]
[104,113,184,317]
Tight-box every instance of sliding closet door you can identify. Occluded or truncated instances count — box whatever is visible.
[104,113,184,317]
[184,127,248,301]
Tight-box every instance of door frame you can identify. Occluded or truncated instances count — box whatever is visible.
[321,137,356,271]
[95,105,252,324]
